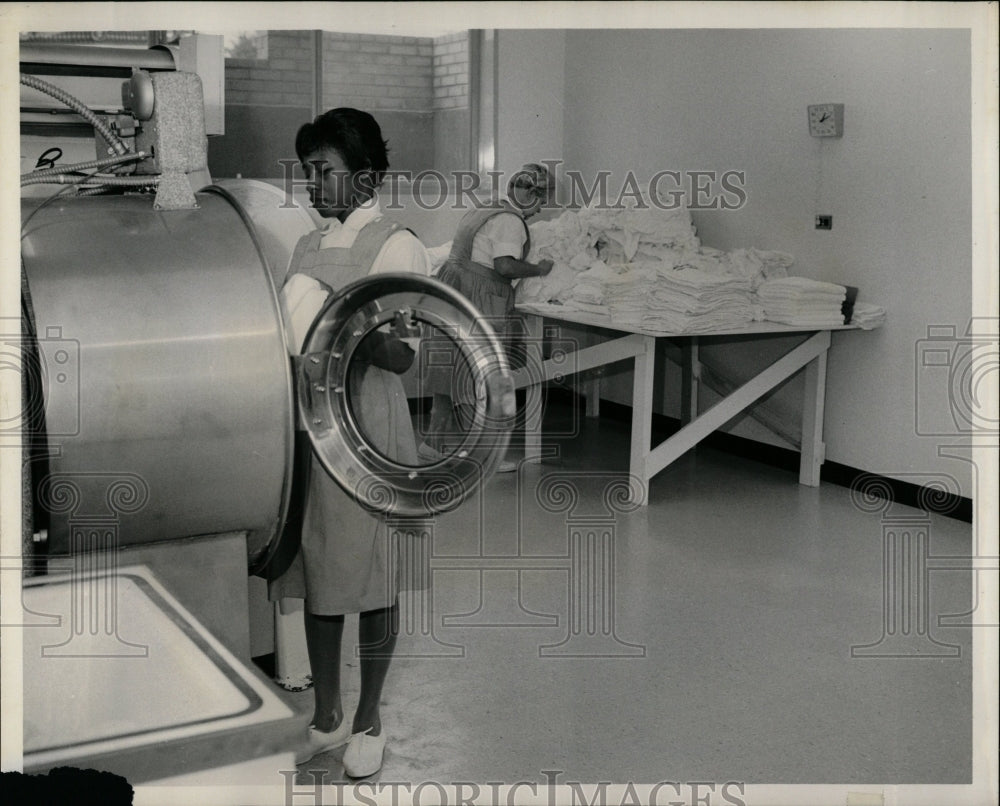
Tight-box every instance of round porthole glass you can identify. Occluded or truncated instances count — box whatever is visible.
[297,273,516,518]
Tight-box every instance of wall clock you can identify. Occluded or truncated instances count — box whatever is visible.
[808,103,844,137]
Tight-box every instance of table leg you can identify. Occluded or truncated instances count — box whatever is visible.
[680,337,700,426]
[800,345,828,486]
[629,336,655,505]
[523,313,544,463]
[583,330,601,418]
[584,371,601,419]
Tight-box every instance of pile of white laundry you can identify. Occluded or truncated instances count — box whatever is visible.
[756,276,848,327]
[517,200,792,331]
[429,199,880,333]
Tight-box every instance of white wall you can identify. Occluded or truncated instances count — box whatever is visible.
[496,30,566,188]
[497,28,973,493]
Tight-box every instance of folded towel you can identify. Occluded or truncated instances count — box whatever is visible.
[850,302,887,329]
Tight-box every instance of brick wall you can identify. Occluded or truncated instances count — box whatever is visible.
[208,30,314,178]
[209,29,471,178]
[432,31,471,174]
[321,32,433,112]
[320,31,437,173]
[224,30,313,108]
[433,31,469,111]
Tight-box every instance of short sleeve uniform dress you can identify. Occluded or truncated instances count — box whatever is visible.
[270,200,432,616]
[425,201,530,400]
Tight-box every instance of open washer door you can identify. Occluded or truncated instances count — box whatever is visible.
[297,273,516,518]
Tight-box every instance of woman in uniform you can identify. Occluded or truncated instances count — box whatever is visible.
[420,163,554,471]
[271,108,431,778]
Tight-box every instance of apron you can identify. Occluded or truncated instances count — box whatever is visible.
[269,218,425,615]
[425,203,531,401]
[436,202,531,331]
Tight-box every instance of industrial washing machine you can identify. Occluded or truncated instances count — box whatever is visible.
[14,35,513,785]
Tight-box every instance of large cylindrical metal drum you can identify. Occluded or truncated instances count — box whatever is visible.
[21,189,294,572]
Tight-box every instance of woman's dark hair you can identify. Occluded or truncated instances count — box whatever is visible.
[295,108,390,185]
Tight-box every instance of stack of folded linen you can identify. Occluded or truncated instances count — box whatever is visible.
[602,263,754,333]
[726,248,794,290]
[645,266,754,332]
[757,277,847,327]
[849,301,887,329]
[600,262,659,324]
[562,261,617,316]
[623,246,793,323]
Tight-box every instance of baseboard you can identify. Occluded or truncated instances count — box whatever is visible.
[547,388,973,524]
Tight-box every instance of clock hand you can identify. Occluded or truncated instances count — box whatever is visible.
[819,113,829,122]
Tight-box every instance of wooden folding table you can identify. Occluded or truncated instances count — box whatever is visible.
[513,302,868,505]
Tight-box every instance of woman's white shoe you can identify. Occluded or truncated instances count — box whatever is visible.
[295,719,352,765]
[342,728,387,778]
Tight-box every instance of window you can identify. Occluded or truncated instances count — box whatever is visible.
[223,31,268,62]
[211,29,485,180]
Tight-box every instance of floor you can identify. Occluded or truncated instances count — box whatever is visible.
[268,399,975,787]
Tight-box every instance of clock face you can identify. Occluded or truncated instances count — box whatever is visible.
[808,103,843,137]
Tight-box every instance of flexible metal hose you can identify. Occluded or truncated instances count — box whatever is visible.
[22,152,147,183]
[78,176,160,186]
[21,174,160,187]
[20,72,129,156]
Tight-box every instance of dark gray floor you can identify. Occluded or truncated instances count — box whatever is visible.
[283,405,974,786]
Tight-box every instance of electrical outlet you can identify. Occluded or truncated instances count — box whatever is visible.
[815,215,833,230]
